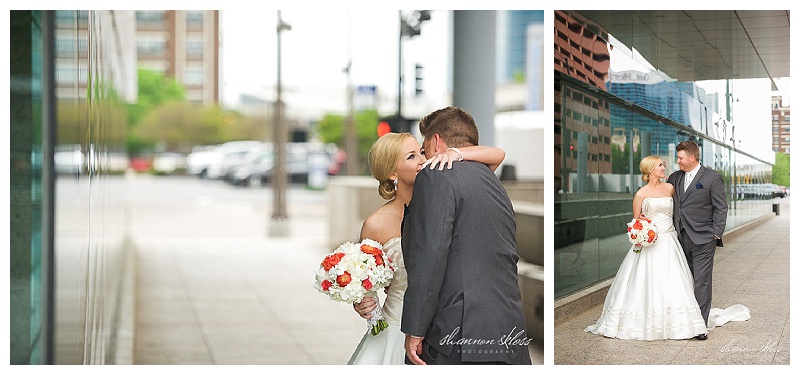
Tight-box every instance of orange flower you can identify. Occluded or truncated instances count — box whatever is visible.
[336,271,352,287]
[322,252,345,271]
[361,244,385,266]
[633,220,644,230]
[321,279,333,291]
[647,230,657,241]
[362,278,373,290]
[361,244,382,256]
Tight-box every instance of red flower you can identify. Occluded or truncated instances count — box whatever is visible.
[362,278,373,290]
[322,252,345,271]
[361,244,382,256]
[336,271,352,287]
[630,233,637,240]
[321,279,333,291]
[633,220,644,230]
[361,244,386,266]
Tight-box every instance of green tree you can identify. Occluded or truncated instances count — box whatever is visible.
[773,153,790,187]
[127,69,186,154]
[317,110,380,173]
[611,143,629,174]
[134,102,219,153]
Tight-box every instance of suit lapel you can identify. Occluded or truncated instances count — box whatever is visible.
[678,171,687,202]
[682,166,704,200]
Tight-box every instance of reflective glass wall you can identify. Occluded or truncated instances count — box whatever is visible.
[10,10,135,364]
[554,11,774,299]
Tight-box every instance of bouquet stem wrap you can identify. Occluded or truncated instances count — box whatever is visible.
[364,291,389,335]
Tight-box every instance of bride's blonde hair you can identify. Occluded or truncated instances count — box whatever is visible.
[639,155,661,182]
[368,132,412,200]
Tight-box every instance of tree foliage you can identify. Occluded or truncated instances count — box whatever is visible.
[128,69,186,126]
[772,152,790,187]
[126,69,187,154]
[317,110,380,174]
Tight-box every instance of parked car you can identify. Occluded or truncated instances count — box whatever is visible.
[186,141,262,179]
[152,152,187,175]
[214,142,271,181]
[768,183,786,198]
[228,142,335,187]
[186,145,220,178]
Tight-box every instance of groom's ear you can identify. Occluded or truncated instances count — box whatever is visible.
[432,134,444,153]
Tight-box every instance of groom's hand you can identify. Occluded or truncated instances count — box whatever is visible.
[405,335,426,365]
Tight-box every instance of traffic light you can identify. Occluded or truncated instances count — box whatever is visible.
[377,120,391,137]
[378,115,412,135]
[415,64,423,97]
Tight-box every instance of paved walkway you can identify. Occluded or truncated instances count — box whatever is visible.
[554,198,791,365]
[130,176,543,365]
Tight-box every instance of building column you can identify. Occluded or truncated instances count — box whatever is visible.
[452,10,497,146]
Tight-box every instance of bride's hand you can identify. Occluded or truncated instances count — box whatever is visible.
[353,297,377,319]
[421,149,459,171]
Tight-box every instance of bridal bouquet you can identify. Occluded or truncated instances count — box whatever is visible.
[627,218,658,253]
[314,238,395,335]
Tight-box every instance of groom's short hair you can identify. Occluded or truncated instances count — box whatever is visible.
[676,140,700,161]
[418,106,479,148]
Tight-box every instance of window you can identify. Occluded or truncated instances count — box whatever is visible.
[184,67,204,86]
[137,37,166,56]
[137,11,165,24]
[56,64,88,85]
[56,36,86,57]
[187,11,204,28]
[186,40,203,58]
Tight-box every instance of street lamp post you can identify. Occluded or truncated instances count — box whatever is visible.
[343,12,357,176]
[270,11,291,237]
[397,10,430,131]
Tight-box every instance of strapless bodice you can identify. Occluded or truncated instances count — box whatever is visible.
[380,237,406,325]
[642,196,675,233]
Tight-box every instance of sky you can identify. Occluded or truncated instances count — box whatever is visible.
[220,9,452,119]
[220,8,789,161]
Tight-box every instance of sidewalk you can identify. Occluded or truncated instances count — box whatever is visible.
[130,176,543,365]
[554,198,791,365]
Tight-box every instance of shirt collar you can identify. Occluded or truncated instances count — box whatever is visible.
[687,163,701,176]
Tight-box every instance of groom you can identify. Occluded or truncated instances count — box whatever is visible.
[667,140,728,340]
[400,106,531,365]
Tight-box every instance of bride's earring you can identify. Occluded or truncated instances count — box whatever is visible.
[392,179,398,191]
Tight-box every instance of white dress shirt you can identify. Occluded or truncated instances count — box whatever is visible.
[684,164,701,192]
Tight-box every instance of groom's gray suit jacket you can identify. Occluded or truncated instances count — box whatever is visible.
[667,165,728,246]
[401,161,530,364]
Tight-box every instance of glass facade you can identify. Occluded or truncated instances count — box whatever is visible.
[10,10,135,364]
[554,11,774,299]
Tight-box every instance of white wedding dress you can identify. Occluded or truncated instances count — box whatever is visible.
[586,197,714,340]
[348,237,407,364]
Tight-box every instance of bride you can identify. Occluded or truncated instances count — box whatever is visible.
[585,155,749,340]
[585,156,710,340]
[347,132,504,364]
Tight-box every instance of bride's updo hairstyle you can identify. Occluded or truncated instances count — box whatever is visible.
[368,132,412,200]
[639,155,661,182]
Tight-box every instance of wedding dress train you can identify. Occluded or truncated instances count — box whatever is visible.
[348,237,407,364]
